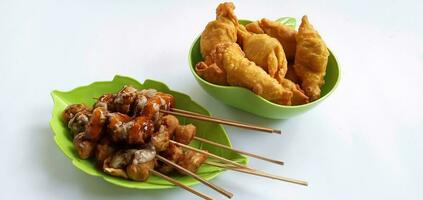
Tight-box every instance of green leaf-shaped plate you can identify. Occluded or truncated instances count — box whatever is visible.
[50,75,247,189]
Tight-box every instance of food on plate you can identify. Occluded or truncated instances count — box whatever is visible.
[62,86,209,182]
[196,2,239,85]
[195,61,228,85]
[279,79,309,105]
[210,42,293,105]
[56,80,308,198]
[293,16,330,101]
[246,18,297,61]
[194,2,329,105]
[200,2,239,62]
[237,24,288,82]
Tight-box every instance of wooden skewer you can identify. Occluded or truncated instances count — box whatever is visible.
[150,169,214,200]
[194,136,284,165]
[170,141,307,186]
[170,140,249,170]
[204,161,308,186]
[156,155,233,199]
[161,109,281,134]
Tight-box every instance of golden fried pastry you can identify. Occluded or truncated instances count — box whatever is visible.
[285,63,300,84]
[196,2,238,85]
[200,2,238,59]
[237,25,288,81]
[195,61,228,85]
[244,21,264,34]
[280,79,309,105]
[293,16,329,101]
[211,42,293,105]
[246,18,297,61]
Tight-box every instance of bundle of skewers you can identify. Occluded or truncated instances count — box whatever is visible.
[62,85,307,199]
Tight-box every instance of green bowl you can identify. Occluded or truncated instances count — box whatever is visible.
[189,18,340,119]
[50,75,247,189]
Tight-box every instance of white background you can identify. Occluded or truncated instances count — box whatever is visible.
[1,0,422,199]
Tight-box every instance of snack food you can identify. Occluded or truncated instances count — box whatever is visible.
[63,86,209,181]
[195,2,329,105]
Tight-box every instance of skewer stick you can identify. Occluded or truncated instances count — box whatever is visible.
[194,136,284,165]
[204,162,308,186]
[150,170,214,200]
[169,140,249,170]
[161,109,281,134]
[156,155,233,199]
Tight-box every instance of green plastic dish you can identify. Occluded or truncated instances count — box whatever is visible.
[50,75,247,189]
[189,18,340,119]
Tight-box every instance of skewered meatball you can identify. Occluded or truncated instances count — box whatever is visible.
[140,93,175,123]
[113,85,138,114]
[151,125,170,152]
[132,94,148,116]
[95,137,115,168]
[174,124,196,145]
[94,93,116,111]
[62,104,90,124]
[109,149,137,169]
[103,156,129,179]
[85,107,108,142]
[68,111,90,136]
[127,159,155,181]
[156,143,183,174]
[155,92,175,111]
[133,143,156,163]
[127,116,154,145]
[132,89,157,115]
[107,112,132,143]
[138,89,157,98]
[157,115,179,136]
[177,150,208,173]
[126,144,156,181]
[141,95,162,121]
[73,132,96,159]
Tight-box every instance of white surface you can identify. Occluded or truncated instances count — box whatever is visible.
[0,0,422,199]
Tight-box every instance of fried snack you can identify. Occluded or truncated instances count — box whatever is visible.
[174,124,196,145]
[195,61,228,85]
[212,42,293,105]
[67,111,90,136]
[196,2,239,85]
[200,2,238,60]
[127,146,156,181]
[94,93,115,111]
[95,137,115,168]
[103,156,128,179]
[237,25,288,81]
[151,125,170,152]
[85,107,107,142]
[158,115,179,136]
[293,16,329,101]
[280,79,309,105]
[62,104,90,124]
[73,132,96,159]
[246,19,297,61]
[127,160,155,181]
[285,63,300,84]
[177,150,208,173]
[157,143,184,174]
